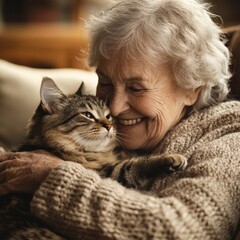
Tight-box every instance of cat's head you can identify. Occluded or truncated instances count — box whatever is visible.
[27,77,116,153]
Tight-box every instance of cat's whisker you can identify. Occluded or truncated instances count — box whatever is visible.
[115,139,129,153]
[69,132,102,144]
[116,133,129,141]
[114,133,131,153]
[69,131,96,139]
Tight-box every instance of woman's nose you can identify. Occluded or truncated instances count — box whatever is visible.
[109,90,129,116]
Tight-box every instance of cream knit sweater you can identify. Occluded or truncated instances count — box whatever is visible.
[31,101,240,240]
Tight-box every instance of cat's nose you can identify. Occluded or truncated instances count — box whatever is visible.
[104,124,112,131]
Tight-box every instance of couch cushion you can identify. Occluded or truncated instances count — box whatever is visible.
[0,59,98,150]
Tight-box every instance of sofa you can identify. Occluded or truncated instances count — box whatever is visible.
[0,60,98,151]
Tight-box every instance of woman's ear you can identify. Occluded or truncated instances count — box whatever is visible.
[184,87,201,106]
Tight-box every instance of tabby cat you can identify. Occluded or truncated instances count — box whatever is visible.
[0,77,187,239]
[20,77,187,188]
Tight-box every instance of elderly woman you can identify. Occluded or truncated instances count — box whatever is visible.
[0,0,240,239]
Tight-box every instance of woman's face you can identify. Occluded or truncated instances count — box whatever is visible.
[96,58,194,151]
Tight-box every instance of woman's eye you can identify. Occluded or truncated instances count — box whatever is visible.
[128,86,144,93]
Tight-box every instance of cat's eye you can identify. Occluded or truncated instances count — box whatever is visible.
[106,114,112,120]
[83,112,95,119]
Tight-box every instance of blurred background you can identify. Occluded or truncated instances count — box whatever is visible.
[0,0,239,69]
[0,0,103,24]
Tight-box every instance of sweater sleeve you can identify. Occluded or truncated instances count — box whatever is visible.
[31,162,172,239]
[30,133,240,240]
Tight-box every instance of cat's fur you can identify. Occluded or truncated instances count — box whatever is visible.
[0,77,187,239]
[20,77,187,188]
[20,77,118,171]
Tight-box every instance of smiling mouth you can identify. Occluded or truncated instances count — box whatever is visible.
[118,118,143,126]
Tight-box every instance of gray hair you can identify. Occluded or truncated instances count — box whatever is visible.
[88,0,231,110]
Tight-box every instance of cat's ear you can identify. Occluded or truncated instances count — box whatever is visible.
[75,82,84,96]
[40,77,64,114]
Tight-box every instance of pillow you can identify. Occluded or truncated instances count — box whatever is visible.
[0,59,98,150]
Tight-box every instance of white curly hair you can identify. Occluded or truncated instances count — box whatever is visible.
[88,0,231,110]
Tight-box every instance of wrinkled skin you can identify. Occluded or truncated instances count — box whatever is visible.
[0,150,63,195]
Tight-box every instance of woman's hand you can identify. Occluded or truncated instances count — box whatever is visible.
[0,150,64,196]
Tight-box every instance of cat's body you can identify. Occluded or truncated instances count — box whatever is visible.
[0,77,187,239]
[20,80,119,171]
[20,77,187,188]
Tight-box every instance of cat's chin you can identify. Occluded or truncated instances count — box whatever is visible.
[82,137,116,153]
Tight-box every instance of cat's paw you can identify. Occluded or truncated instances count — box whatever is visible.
[142,153,187,178]
[162,153,187,172]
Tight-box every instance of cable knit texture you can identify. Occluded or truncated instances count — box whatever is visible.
[31,101,240,240]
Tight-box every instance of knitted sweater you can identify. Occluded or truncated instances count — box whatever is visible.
[31,101,240,240]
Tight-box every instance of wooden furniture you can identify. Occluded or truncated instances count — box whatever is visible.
[0,24,90,69]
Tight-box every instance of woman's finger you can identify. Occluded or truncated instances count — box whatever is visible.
[0,166,31,183]
[0,150,64,196]
[0,159,31,172]
[0,172,45,195]
[0,152,14,161]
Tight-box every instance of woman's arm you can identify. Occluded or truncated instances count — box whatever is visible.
[30,133,240,240]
